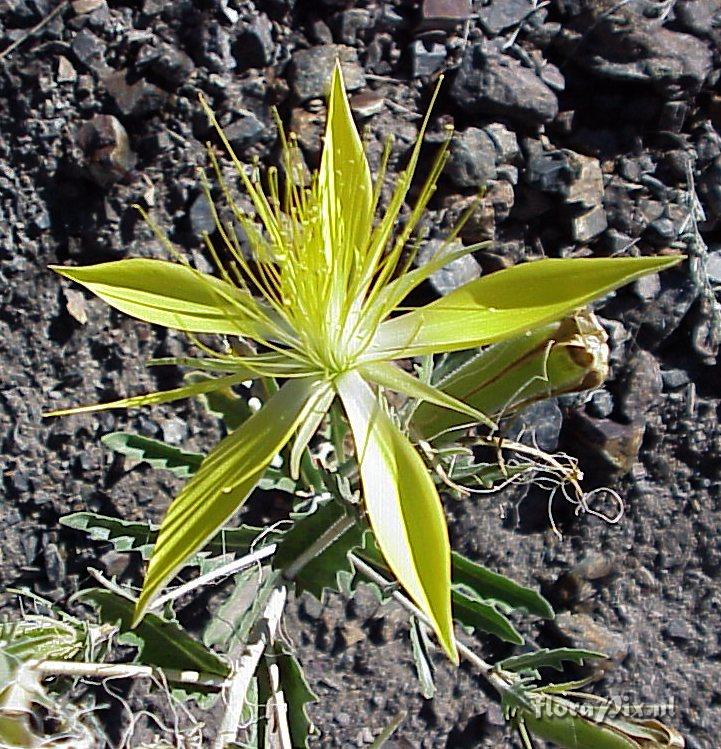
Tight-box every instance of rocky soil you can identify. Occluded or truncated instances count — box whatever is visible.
[1,0,720,747]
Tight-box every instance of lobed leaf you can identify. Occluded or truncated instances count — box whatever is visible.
[336,370,457,662]
[101,432,204,478]
[272,644,318,748]
[369,256,683,358]
[452,589,523,644]
[499,648,606,675]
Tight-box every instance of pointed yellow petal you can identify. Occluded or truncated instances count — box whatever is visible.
[336,370,458,662]
[133,377,322,624]
[369,256,683,358]
[52,259,273,339]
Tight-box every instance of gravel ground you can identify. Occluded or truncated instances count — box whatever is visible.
[1,1,720,747]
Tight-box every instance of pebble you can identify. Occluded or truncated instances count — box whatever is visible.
[224,110,265,152]
[189,192,216,237]
[569,412,645,474]
[661,368,691,389]
[236,14,276,69]
[587,388,614,418]
[290,45,365,102]
[350,92,384,119]
[446,127,497,189]
[57,55,77,83]
[572,204,607,243]
[618,349,663,423]
[479,0,531,35]
[197,21,235,73]
[706,250,721,283]
[104,70,167,117]
[419,0,471,30]
[451,45,558,125]
[71,28,111,75]
[415,239,481,296]
[76,114,137,187]
[410,39,446,78]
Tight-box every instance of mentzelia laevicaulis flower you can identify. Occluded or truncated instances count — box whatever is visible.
[50,64,681,660]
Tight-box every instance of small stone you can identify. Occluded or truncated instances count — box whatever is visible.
[587,389,614,418]
[336,8,373,45]
[290,45,365,102]
[705,249,721,283]
[76,114,137,187]
[415,239,481,296]
[57,55,77,83]
[553,612,628,670]
[290,107,325,161]
[64,289,87,325]
[43,542,66,587]
[350,92,384,118]
[72,0,105,13]
[339,622,365,647]
[189,192,215,237]
[483,122,520,164]
[525,149,574,194]
[419,0,471,30]
[618,349,662,423]
[569,412,645,473]
[634,273,661,301]
[162,417,188,445]
[572,205,607,243]
[565,152,604,208]
[236,14,276,69]
[153,42,195,88]
[479,0,531,35]
[410,39,447,78]
[71,28,110,75]
[446,127,497,188]
[509,398,563,452]
[451,45,558,125]
[664,620,694,642]
[300,593,323,621]
[104,70,167,117]
[197,22,235,73]
[224,110,265,152]
[662,368,690,389]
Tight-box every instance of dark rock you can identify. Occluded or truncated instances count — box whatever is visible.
[479,0,531,35]
[189,192,215,237]
[235,14,276,69]
[662,368,691,389]
[71,28,110,75]
[525,149,573,194]
[510,398,563,452]
[658,100,687,133]
[415,239,481,296]
[552,612,628,670]
[103,70,167,117]
[556,19,713,98]
[410,39,446,78]
[664,620,695,642]
[587,389,614,418]
[451,45,558,125]
[290,45,365,102]
[565,153,604,208]
[152,42,195,88]
[419,0,470,30]
[675,0,721,45]
[483,122,520,164]
[196,21,235,73]
[446,127,497,189]
[224,110,266,152]
[350,92,384,118]
[335,8,373,45]
[569,412,645,473]
[633,273,661,302]
[76,114,137,187]
[290,107,325,161]
[572,205,607,243]
[618,349,662,423]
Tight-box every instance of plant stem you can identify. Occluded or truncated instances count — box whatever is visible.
[26,659,227,688]
[213,586,287,749]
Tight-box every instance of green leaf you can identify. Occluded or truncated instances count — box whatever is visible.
[336,370,457,663]
[272,644,318,748]
[80,588,228,676]
[368,713,406,748]
[102,432,204,478]
[452,589,523,644]
[272,498,364,599]
[134,377,321,624]
[499,648,606,675]
[52,258,273,338]
[452,553,554,620]
[369,256,682,358]
[60,512,276,562]
[319,62,373,264]
[518,708,639,749]
[46,371,252,417]
[409,617,436,699]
